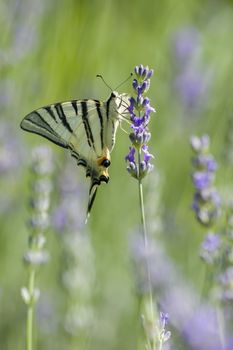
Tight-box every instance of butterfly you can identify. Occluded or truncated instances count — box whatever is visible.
[20,91,129,221]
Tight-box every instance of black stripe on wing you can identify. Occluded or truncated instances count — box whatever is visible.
[95,101,104,150]
[20,111,68,148]
[44,106,58,123]
[71,100,78,115]
[81,101,96,151]
[70,150,87,168]
[54,103,73,133]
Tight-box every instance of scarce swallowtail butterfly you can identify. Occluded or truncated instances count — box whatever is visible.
[20,91,129,221]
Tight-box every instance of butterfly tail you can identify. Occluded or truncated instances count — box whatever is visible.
[85,181,99,224]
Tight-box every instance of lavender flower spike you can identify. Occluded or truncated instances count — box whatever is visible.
[126,64,155,180]
[190,135,221,226]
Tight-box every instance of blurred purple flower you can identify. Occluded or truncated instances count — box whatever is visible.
[31,145,54,175]
[218,267,233,302]
[192,155,217,172]
[174,27,201,62]
[37,293,58,334]
[190,134,210,153]
[1,0,47,65]
[175,68,210,110]
[52,160,86,232]
[0,122,23,174]
[202,232,221,252]
[182,306,223,350]
[129,233,177,294]
[200,232,221,264]
[192,171,213,190]
[173,27,212,112]
[130,231,233,349]
[190,135,221,226]
[160,312,169,328]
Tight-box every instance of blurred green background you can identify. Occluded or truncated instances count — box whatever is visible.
[1,0,233,349]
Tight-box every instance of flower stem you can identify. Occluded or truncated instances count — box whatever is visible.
[137,149,158,350]
[26,269,36,350]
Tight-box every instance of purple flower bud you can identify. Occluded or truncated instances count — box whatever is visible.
[131,116,144,127]
[138,64,143,76]
[134,65,154,80]
[145,104,155,116]
[141,67,147,78]
[190,135,209,153]
[219,267,233,286]
[127,162,138,179]
[134,66,139,75]
[200,189,221,212]
[192,171,213,190]
[140,161,147,172]
[142,97,150,107]
[143,131,151,143]
[206,156,217,172]
[139,161,154,179]
[201,232,221,253]
[147,69,154,79]
[135,95,143,107]
[125,147,136,163]
[128,97,137,114]
[192,155,217,172]
[138,81,148,95]
[160,312,169,328]
[132,79,138,91]
[142,144,154,164]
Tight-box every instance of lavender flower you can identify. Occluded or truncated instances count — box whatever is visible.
[23,146,53,266]
[175,68,210,111]
[0,122,22,174]
[21,145,53,350]
[182,305,223,350]
[200,232,221,264]
[141,297,171,349]
[174,26,201,63]
[127,66,171,349]
[1,0,46,65]
[52,159,96,337]
[217,265,233,303]
[158,312,171,344]
[173,26,211,112]
[190,135,221,226]
[126,64,155,179]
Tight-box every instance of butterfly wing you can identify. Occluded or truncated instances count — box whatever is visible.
[21,99,114,220]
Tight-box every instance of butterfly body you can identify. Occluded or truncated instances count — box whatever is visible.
[20,91,129,220]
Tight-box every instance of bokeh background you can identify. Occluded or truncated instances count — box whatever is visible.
[1,0,233,349]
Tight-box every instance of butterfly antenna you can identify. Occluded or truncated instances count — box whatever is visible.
[96,74,113,92]
[115,73,133,90]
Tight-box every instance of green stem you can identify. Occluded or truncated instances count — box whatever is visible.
[137,148,158,350]
[26,269,36,350]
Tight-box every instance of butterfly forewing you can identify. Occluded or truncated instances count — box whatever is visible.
[20,92,129,219]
